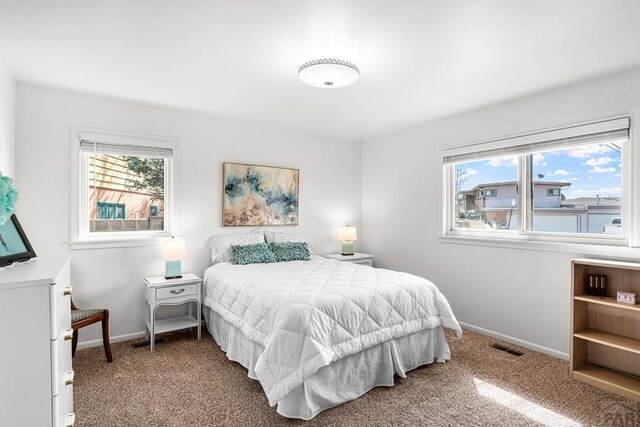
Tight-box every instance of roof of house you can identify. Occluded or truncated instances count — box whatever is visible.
[461,181,571,194]
[562,197,621,207]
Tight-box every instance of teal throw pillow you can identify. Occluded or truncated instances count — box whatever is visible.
[271,242,311,262]
[231,243,276,265]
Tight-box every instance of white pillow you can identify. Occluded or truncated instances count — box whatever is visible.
[210,228,265,264]
[264,230,314,252]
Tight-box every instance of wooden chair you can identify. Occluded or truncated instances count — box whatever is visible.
[71,299,113,363]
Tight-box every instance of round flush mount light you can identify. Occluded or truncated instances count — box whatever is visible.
[298,58,360,89]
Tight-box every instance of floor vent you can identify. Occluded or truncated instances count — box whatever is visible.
[490,343,524,357]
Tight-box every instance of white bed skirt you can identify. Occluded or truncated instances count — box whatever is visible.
[203,306,452,420]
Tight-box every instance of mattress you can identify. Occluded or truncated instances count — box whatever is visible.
[204,307,452,419]
[202,256,461,418]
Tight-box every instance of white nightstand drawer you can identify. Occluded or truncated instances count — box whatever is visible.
[156,283,198,300]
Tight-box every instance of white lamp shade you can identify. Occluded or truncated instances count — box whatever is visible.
[337,226,357,241]
[161,237,187,260]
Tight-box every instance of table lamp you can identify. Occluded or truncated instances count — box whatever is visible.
[337,225,357,256]
[161,236,187,279]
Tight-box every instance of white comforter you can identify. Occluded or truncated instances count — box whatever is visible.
[202,256,461,406]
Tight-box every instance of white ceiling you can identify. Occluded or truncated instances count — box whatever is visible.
[1,1,640,141]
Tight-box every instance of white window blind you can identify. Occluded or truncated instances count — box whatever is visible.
[80,140,173,158]
[443,117,629,164]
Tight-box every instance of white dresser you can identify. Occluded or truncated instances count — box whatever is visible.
[0,257,75,427]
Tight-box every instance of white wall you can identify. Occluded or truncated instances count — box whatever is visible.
[362,66,640,357]
[0,62,15,177]
[15,84,362,344]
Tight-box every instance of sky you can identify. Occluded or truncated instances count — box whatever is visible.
[457,143,622,200]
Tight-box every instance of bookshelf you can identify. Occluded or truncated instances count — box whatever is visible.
[571,258,640,402]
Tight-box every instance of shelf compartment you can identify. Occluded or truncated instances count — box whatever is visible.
[574,329,640,355]
[152,315,199,335]
[572,363,640,402]
[574,295,640,313]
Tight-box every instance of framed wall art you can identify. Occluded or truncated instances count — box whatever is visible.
[223,162,299,226]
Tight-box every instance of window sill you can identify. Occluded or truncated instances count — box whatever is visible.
[69,236,164,250]
[438,234,640,259]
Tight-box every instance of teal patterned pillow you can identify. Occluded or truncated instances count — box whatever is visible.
[270,242,311,262]
[231,243,276,265]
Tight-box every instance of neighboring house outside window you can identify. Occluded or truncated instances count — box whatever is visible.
[88,154,165,231]
[458,180,618,233]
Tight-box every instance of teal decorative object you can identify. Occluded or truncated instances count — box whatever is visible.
[165,259,182,278]
[0,173,18,227]
[231,243,276,265]
[270,242,310,262]
[340,240,354,256]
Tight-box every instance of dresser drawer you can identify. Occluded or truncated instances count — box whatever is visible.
[156,283,199,300]
[49,261,71,339]
[52,378,74,427]
[51,332,73,397]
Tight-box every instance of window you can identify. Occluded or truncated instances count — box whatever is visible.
[454,157,518,230]
[97,202,126,219]
[443,117,630,244]
[71,129,175,247]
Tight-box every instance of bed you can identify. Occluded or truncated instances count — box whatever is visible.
[202,250,461,420]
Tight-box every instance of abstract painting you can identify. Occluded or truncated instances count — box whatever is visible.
[223,162,299,226]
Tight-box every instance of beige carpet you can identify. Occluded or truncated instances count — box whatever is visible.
[72,328,639,426]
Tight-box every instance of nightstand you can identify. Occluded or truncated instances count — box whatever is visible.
[324,253,374,267]
[144,273,203,351]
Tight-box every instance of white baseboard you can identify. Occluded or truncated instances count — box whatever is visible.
[79,323,569,361]
[77,330,146,351]
[459,321,569,361]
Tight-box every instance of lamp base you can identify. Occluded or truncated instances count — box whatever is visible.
[165,259,183,280]
[341,241,354,256]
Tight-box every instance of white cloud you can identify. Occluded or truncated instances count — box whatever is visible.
[548,168,570,176]
[584,156,614,167]
[466,168,478,176]
[558,179,570,183]
[487,156,518,167]
[614,173,621,177]
[569,177,579,181]
[589,166,616,174]
[567,144,613,159]
[568,187,622,198]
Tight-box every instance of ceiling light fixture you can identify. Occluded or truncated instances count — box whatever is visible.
[298,58,359,89]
